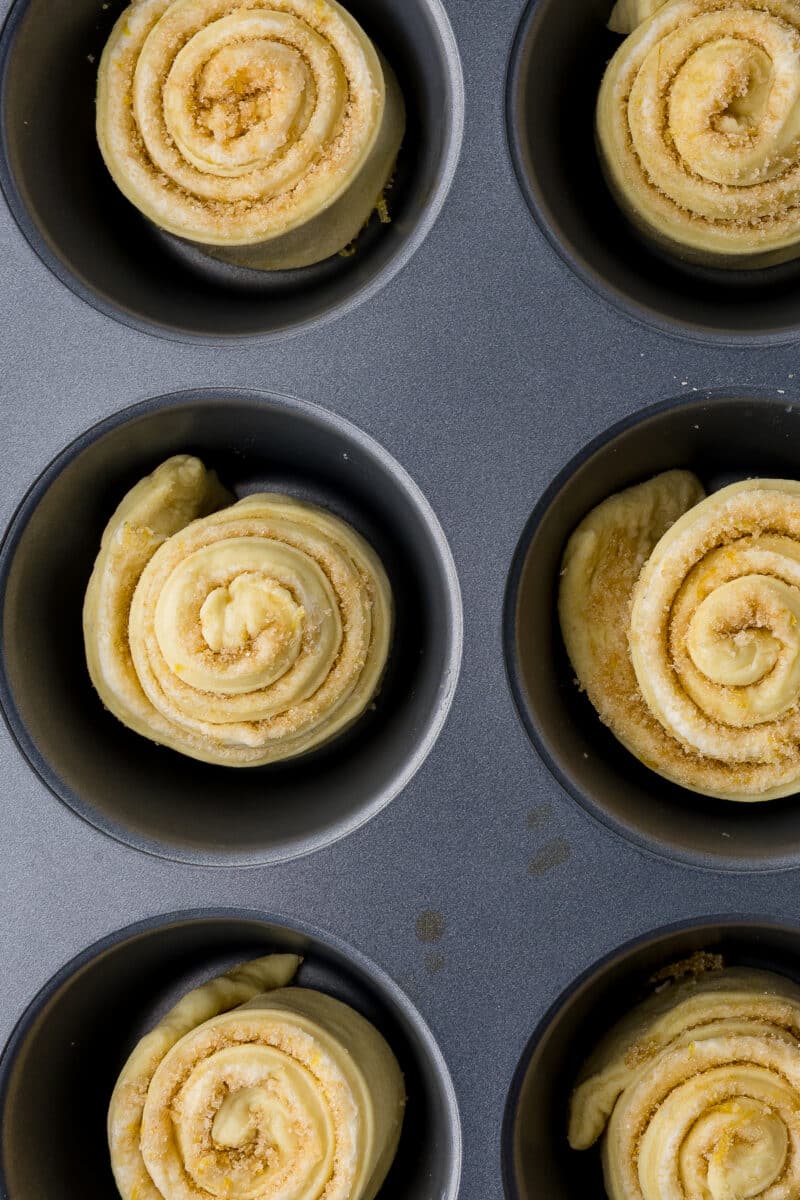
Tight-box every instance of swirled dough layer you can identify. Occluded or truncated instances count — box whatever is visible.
[83,455,393,766]
[96,0,405,269]
[569,965,800,1200]
[598,0,800,266]
[559,473,800,800]
[108,953,406,1200]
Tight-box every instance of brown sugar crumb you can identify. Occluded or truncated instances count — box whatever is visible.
[650,952,725,987]
[624,1036,661,1069]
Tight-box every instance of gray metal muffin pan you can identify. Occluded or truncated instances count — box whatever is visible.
[0,0,463,339]
[4,0,800,1196]
[0,391,462,866]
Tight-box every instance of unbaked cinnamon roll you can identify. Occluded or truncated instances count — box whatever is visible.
[559,474,800,800]
[108,953,406,1200]
[569,964,800,1200]
[83,455,393,765]
[96,0,405,269]
[598,0,800,267]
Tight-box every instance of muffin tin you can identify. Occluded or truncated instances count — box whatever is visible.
[5,0,800,1198]
[502,917,800,1199]
[0,390,461,864]
[0,910,461,1200]
[507,0,800,344]
[0,0,463,340]
[504,393,800,873]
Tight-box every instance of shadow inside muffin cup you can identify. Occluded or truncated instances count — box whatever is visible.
[0,909,462,1200]
[0,389,463,865]
[504,393,800,873]
[506,0,800,344]
[0,0,463,341]
[502,916,800,1200]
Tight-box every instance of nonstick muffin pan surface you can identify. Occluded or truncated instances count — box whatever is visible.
[8,0,800,1199]
[0,0,463,340]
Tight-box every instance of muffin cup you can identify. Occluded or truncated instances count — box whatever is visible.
[0,908,462,1200]
[506,0,800,345]
[504,391,800,872]
[0,0,463,341]
[0,389,463,865]
[502,916,800,1200]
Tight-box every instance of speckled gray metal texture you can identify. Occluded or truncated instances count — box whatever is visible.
[3,0,800,1198]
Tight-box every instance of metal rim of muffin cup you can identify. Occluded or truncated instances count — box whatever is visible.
[501,915,800,1200]
[0,388,464,866]
[0,0,465,342]
[506,0,800,347]
[504,390,800,874]
[0,907,463,1200]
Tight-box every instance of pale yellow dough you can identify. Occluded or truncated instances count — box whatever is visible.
[559,473,800,801]
[598,0,800,267]
[608,0,669,36]
[96,0,405,269]
[569,966,800,1200]
[83,455,393,766]
[108,954,406,1200]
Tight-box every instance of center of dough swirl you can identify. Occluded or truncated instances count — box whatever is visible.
[169,1044,334,1198]
[689,1098,788,1200]
[200,575,303,659]
[683,574,800,715]
[157,11,344,185]
[190,39,311,157]
[153,538,341,698]
[668,38,777,182]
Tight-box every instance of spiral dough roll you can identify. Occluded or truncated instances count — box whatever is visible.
[83,455,393,766]
[96,0,405,269]
[569,965,800,1200]
[598,0,800,266]
[108,953,406,1200]
[559,473,800,800]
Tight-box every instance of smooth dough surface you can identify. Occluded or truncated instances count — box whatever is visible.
[96,0,405,268]
[598,0,800,267]
[83,455,393,766]
[608,0,669,35]
[108,954,406,1200]
[569,965,800,1200]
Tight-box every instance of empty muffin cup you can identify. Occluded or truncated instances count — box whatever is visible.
[502,916,800,1200]
[0,908,462,1200]
[504,392,800,872]
[0,389,463,865]
[506,0,800,344]
[0,0,463,340]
